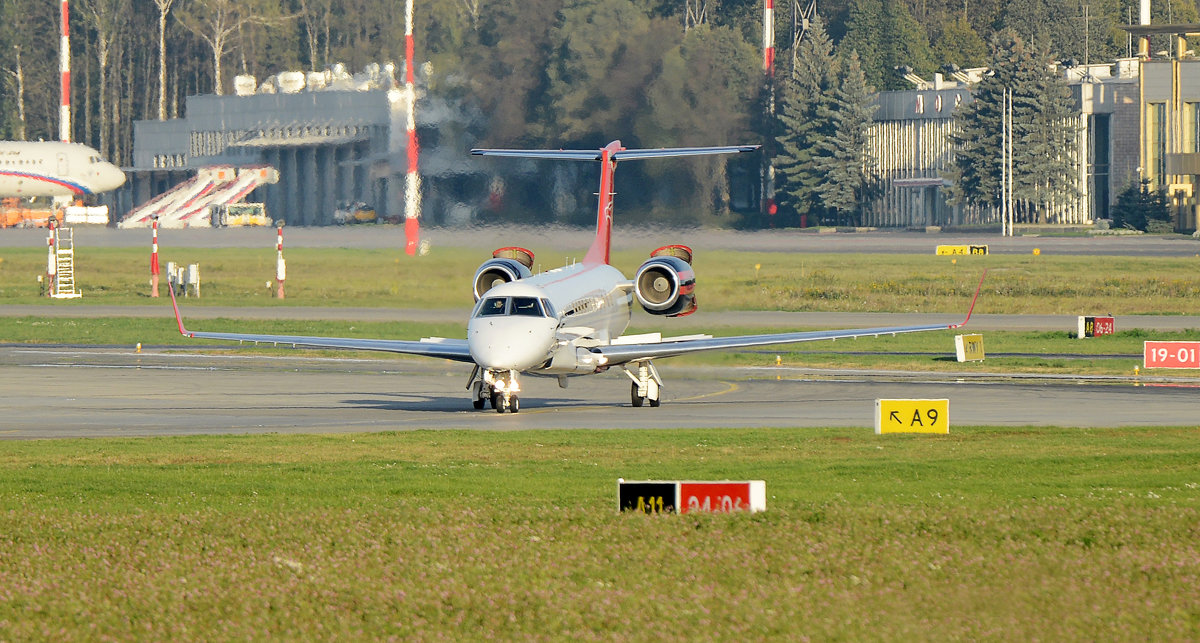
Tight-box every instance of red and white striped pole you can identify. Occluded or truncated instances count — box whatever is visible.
[150,217,160,297]
[275,222,286,299]
[762,0,774,76]
[403,0,421,256]
[59,0,70,143]
[762,0,777,225]
[46,219,57,297]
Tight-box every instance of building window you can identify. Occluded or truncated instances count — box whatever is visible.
[1147,102,1167,187]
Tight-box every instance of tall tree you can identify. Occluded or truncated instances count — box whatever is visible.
[775,15,838,227]
[842,0,933,90]
[176,0,288,95]
[81,0,129,158]
[931,13,988,70]
[635,24,759,224]
[544,0,675,144]
[152,0,177,119]
[813,50,879,226]
[948,32,1079,222]
[466,0,561,146]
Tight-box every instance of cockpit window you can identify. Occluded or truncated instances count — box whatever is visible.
[511,297,543,317]
[474,296,551,318]
[477,297,508,317]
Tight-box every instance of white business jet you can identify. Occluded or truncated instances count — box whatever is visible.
[0,140,126,197]
[171,140,982,412]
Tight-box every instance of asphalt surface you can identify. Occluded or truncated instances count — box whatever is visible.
[0,346,1195,439]
[3,228,1197,438]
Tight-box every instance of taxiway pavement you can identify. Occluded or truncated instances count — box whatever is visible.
[1,347,1194,439]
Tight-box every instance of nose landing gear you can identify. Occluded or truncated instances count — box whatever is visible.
[469,368,521,413]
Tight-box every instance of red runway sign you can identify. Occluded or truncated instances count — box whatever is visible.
[1144,341,1200,369]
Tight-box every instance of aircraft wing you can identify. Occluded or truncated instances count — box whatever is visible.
[594,321,957,365]
[169,288,475,363]
[595,271,987,366]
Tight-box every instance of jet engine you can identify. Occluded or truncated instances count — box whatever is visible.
[634,245,697,317]
[472,247,535,300]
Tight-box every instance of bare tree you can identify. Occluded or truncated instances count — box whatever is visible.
[177,0,289,95]
[81,0,129,157]
[297,0,335,71]
[152,0,177,119]
[4,44,27,139]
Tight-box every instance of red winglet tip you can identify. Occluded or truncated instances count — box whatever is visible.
[952,269,988,329]
[167,282,189,336]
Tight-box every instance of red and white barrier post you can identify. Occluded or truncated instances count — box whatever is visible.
[150,216,160,297]
[59,0,71,142]
[46,218,56,297]
[403,0,421,256]
[275,222,286,299]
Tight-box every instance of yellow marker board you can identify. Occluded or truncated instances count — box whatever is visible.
[955,334,985,362]
[875,399,950,434]
[935,244,989,256]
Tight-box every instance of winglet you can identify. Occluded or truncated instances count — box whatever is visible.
[948,269,987,329]
[167,282,193,337]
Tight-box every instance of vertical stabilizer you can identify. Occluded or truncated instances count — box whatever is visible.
[471,142,759,266]
[583,140,624,265]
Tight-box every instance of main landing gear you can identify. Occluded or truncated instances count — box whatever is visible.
[623,361,662,408]
[469,367,521,413]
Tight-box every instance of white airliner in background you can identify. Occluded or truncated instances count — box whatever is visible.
[171,140,982,412]
[0,140,126,197]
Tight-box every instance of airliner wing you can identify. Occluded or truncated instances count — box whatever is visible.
[595,270,986,366]
[169,288,474,363]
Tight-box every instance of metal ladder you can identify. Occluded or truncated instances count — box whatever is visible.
[52,227,81,299]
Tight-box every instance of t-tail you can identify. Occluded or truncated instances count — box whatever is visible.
[471,141,759,265]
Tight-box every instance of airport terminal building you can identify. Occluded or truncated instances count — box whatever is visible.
[120,40,1200,232]
[115,63,480,228]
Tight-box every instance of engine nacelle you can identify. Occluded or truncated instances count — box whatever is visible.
[472,247,534,301]
[634,245,697,317]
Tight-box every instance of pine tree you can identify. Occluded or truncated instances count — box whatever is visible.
[948,32,1078,222]
[775,15,838,227]
[1111,179,1169,231]
[813,50,880,226]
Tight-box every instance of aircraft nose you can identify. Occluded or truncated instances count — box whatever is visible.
[104,164,127,190]
[468,317,556,371]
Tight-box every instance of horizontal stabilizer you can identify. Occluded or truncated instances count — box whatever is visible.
[471,145,759,162]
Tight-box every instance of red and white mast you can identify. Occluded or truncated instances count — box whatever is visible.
[762,0,775,75]
[150,217,160,297]
[762,0,777,223]
[59,0,71,143]
[403,0,421,256]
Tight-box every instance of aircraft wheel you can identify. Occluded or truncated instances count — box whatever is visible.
[473,397,485,410]
[649,396,661,408]
[631,383,644,407]
[492,392,503,412]
[510,396,520,413]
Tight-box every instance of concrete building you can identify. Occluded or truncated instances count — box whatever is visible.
[116,63,482,227]
[864,61,1147,230]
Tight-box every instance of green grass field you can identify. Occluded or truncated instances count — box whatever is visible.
[0,428,1197,640]
[2,243,1199,638]
[2,245,1200,313]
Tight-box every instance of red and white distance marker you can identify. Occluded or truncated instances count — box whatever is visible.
[618,479,766,514]
[1144,341,1200,369]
